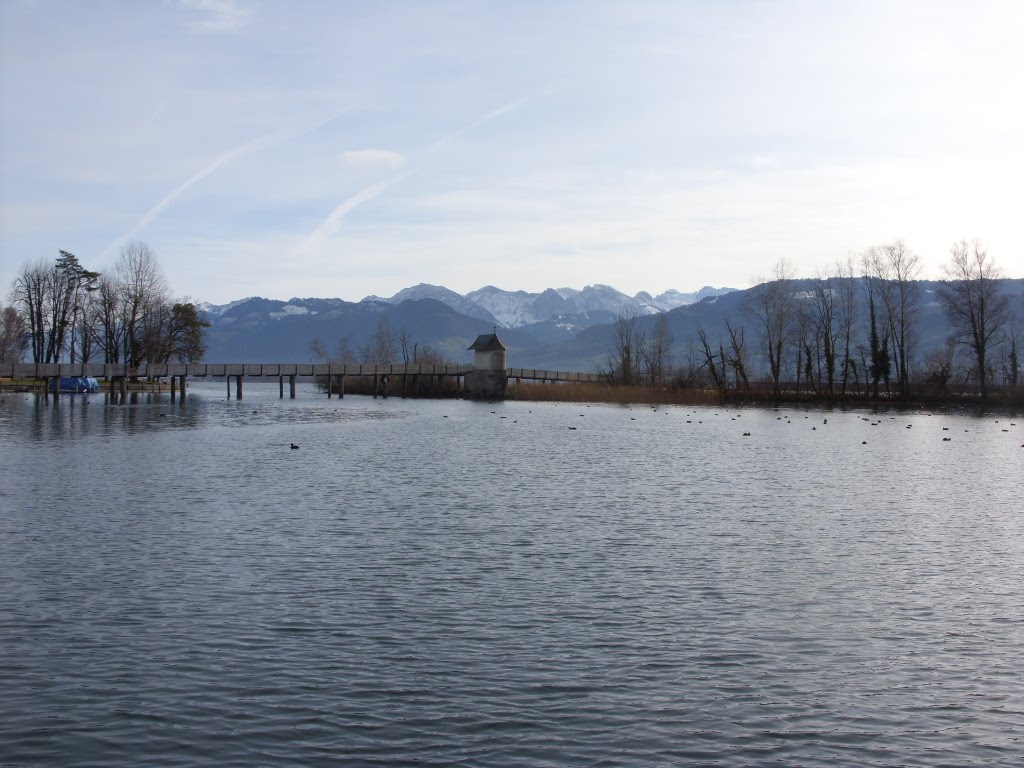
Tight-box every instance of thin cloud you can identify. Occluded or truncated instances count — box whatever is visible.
[179,0,252,33]
[340,149,407,171]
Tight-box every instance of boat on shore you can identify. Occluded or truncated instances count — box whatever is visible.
[50,376,102,394]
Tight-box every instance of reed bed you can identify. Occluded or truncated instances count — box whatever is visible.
[507,381,724,406]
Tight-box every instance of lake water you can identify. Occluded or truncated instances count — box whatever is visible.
[1,382,1022,767]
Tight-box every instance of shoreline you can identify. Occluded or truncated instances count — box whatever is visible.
[507,380,1024,413]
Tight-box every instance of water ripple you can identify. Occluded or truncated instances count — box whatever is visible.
[1,385,1023,766]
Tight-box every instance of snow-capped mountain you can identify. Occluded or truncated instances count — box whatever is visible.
[361,283,499,324]
[198,283,740,351]
[241,283,739,330]
[648,286,737,311]
[466,286,561,327]
[466,284,667,328]
[197,297,259,317]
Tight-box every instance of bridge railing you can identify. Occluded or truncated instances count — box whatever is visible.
[508,368,605,383]
[1,362,478,379]
[2,362,606,383]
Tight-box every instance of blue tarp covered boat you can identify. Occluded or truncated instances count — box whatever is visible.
[51,376,102,393]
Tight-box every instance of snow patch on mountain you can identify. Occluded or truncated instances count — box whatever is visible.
[649,286,737,310]
[270,304,316,320]
[465,285,543,327]
[197,297,258,317]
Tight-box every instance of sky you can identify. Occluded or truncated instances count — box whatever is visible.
[2,0,1023,304]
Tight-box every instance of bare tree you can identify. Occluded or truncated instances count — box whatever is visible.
[7,242,205,368]
[834,256,858,394]
[869,240,920,397]
[746,259,795,395]
[398,326,414,365]
[807,271,841,395]
[116,241,169,368]
[89,273,124,363]
[8,253,98,363]
[9,259,48,362]
[335,335,357,364]
[791,297,814,394]
[921,341,956,392]
[642,314,673,385]
[1001,325,1020,391]
[695,322,726,394]
[309,337,329,362]
[608,308,646,384]
[371,319,396,365]
[0,304,29,362]
[723,318,750,392]
[940,240,1012,398]
[42,256,75,363]
[672,336,700,388]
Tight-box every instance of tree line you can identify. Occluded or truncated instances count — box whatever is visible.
[606,239,1021,401]
[2,241,208,367]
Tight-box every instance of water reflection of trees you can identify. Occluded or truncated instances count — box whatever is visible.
[21,392,206,442]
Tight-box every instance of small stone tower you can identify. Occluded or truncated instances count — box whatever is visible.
[465,332,509,399]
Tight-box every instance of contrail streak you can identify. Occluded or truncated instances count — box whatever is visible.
[102,111,345,259]
[300,89,553,251]
[102,136,272,259]
[301,170,415,253]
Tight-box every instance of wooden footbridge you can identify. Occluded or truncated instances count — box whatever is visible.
[1,362,604,400]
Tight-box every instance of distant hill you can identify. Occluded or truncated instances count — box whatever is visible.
[198,279,1024,375]
[359,282,737,329]
[200,282,738,364]
[203,296,536,363]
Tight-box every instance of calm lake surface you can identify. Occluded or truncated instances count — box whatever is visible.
[1,382,1022,767]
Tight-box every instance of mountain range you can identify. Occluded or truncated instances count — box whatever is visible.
[356,283,734,327]
[197,280,1024,374]
[198,283,736,366]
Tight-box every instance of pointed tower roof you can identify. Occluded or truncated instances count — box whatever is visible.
[467,333,508,352]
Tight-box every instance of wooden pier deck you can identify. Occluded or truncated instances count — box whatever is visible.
[1,362,605,399]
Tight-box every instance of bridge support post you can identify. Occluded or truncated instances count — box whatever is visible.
[180,376,186,400]
[339,374,345,398]
[236,375,243,400]
[279,375,284,398]
[170,376,177,402]
[289,375,296,399]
